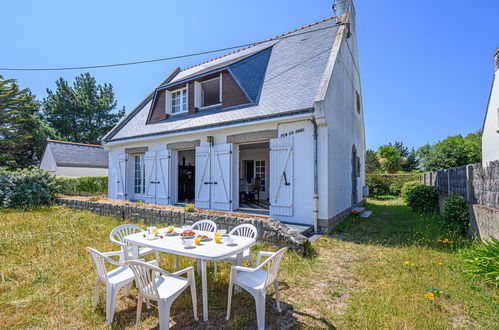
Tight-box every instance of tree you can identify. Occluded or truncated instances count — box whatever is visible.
[0,75,56,168]
[365,149,381,173]
[377,143,408,173]
[416,131,482,171]
[42,73,125,144]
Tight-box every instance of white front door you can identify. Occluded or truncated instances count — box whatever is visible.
[269,136,294,216]
[211,143,233,211]
[156,150,171,205]
[195,143,234,211]
[195,145,212,209]
[117,153,127,200]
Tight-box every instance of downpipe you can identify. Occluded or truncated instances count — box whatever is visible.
[312,118,319,233]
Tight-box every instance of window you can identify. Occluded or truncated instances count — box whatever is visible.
[134,155,144,194]
[171,88,187,114]
[201,77,221,107]
[255,160,266,192]
[356,91,361,114]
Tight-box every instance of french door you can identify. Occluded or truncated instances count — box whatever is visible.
[195,143,234,211]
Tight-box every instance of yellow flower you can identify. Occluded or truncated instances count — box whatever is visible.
[437,262,443,265]
[439,291,443,294]
[424,292,435,301]
[433,290,437,293]
[404,261,410,265]
[411,263,416,266]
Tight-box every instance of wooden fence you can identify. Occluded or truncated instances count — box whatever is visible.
[423,160,499,209]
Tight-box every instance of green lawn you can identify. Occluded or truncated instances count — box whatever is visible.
[0,199,497,329]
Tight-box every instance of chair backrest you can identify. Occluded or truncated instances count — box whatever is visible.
[191,219,217,232]
[127,260,160,300]
[262,248,287,287]
[253,177,261,190]
[110,224,144,246]
[87,247,109,282]
[230,224,258,239]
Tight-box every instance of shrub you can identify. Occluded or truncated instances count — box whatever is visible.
[389,182,404,196]
[55,176,108,195]
[0,167,57,208]
[406,185,439,213]
[366,175,389,196]
[443,194,469,233]
[184,204,195,212]
[401,180,424,201]
[462,237,499,288]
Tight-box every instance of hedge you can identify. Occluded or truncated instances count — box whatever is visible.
[366,173,421,197]
[55,176,108,195]
[0,167,57,208]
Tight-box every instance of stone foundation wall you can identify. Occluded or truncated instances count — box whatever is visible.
[318,199,365,233]
[56,198,309,253]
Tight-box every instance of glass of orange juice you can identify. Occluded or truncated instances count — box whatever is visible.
[194,237,201,245]
[214,235,221,243]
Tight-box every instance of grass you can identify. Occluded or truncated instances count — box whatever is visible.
[0,200,497,329]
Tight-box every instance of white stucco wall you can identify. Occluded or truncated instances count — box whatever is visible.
[321,23,366,220]
[54,166,108,177]
[39,145,57,173]
[482,73,499,165]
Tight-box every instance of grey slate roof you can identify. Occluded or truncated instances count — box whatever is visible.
[106,17,340,142]
[48,140,108,168]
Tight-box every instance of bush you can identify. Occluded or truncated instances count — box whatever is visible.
[366,175,389,196]
[389,182,403,196]
[462,237,499,288]
[406,185,439,213]
[55,176,108,195]
[443,194,469,233]
[184,204,195,212]
[0,167,57,208]
[401,180,424,201]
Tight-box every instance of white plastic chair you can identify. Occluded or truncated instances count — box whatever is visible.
[87,247,154,324]
[214,224,258,280]
[226,248,287,330]
[127,260,198,330]
[110,224,159,261]
[191,219,217,232]
[190,220,217,275]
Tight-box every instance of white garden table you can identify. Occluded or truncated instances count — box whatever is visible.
[123,228,256,321]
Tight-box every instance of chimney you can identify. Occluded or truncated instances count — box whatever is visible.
[495,47,499,72]
[333,0,350,18]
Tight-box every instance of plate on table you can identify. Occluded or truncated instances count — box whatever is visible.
[180,231,196,238]
[197,235,212,242]
[164,231,179,236]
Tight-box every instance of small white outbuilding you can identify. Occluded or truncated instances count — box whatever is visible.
[39,140,108,177]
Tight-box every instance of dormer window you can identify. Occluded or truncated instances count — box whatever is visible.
[171,88,187,114]
[200,77,222,108]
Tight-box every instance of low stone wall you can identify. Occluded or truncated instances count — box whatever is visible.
[55,198,309,253]
[437,195,499,240]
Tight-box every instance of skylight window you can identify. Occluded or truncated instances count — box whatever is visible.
[201,77,221,107]
[171,88,187,114]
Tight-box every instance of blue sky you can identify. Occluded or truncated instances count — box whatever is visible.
[1,0,498,150]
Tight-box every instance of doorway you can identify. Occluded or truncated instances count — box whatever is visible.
[177,149,195,204]
[238,142,270,211]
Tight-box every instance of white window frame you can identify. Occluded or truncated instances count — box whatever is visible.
[168,87,188,115]
[200,74,222,109]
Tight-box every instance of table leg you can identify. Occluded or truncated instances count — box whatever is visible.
[201,259,208,321]
[131,244,139,260]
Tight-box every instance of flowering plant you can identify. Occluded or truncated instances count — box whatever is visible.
[424,286,450,303]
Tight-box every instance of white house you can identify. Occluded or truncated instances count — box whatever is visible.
[482,47,499,165]
[102,3,365,233]
[39,140,108,177]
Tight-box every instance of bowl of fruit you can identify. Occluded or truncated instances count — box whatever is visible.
[180,230,196,238]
